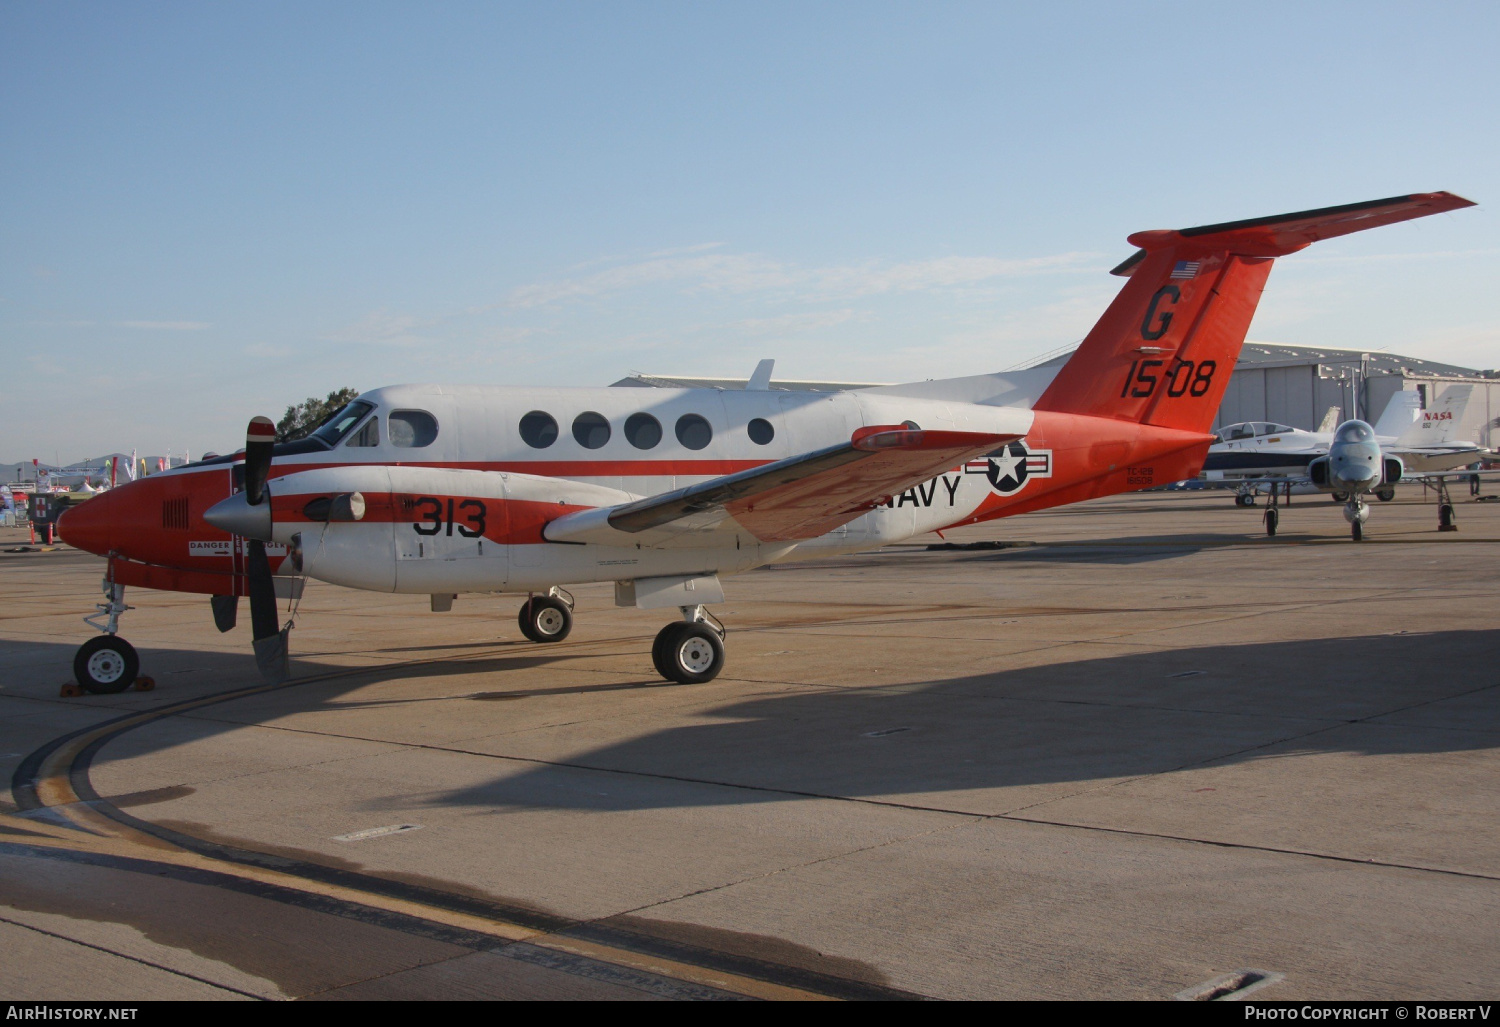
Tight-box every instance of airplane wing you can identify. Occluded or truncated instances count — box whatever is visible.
[544,426,1016,548]
[1214,467,1500,490]
[1402,467,1500,483]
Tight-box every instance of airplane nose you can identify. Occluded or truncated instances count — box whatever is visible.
[57,488,116,556]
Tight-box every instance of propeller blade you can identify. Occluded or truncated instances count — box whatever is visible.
[210,594,238,633]
[246,539,278,640]
[246,538,290,682]
[243,416,276,506]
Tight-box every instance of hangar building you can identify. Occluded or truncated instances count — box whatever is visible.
[1211,342,1499,448]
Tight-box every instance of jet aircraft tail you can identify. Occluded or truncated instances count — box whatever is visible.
[1373,390,1422,439]
[1395,384,1474,447]
[1033,193,1475,434]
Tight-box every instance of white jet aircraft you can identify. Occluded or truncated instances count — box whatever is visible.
[1206,385,1489,504]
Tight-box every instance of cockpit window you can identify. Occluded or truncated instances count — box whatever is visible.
[1227,424,1255,440]
[312,402,375,445]
[346,417,379,447]
[389,410,439,448]
[1336,422,1374,443]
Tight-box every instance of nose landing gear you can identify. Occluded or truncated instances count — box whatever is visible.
[74,576,145,694]
[652,605,726,684]
[1343,498,1369,541]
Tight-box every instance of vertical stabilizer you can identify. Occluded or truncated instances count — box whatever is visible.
[1373,390,1422,439]
[1396,385,1474,447]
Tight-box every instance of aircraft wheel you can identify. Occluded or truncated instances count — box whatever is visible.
[652,622,725,684]
[1439,503,1456,531]
[518,596,572,643]
[1264,507,1278,536]
[73,636,139,695]
[1332,491,1349,503]
[1376,487,1395,502]
[1235,494,1254,508]
[1352,520,1363,542]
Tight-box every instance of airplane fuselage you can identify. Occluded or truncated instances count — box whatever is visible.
[61,378,1214,597]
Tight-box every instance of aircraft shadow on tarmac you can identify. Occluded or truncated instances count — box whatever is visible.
[13,629,1496,818]
[424,629,1500,813]
[958,540,1215,564]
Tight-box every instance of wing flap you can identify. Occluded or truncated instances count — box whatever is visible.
[544,426,1015,548]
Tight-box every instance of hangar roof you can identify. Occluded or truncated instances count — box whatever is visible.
[1232,341,1493,379]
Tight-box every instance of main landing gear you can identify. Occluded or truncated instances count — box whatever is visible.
[517,587,728,684]
[1434,480,1458,533]
[74,577,143,694]
[518,588,574,643]
[1260,481,1291,537]
[651,606,726,684]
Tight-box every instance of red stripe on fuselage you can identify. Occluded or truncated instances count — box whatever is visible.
[261,458,769,478]
[271,491,592,546]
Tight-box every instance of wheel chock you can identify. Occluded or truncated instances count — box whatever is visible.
[132,676,156,692]
[60,682,84,697]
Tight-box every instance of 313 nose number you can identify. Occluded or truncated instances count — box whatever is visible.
[411,497,487,537]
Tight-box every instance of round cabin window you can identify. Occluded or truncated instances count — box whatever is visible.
[572,411,611,449]
[519,411,559,449]
[676,414,713,451]
[624,412,662,449]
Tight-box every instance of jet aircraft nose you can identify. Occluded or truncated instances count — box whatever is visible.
[57,487,117,556]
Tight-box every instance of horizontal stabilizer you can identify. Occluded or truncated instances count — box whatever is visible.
[1110,193,1476,276]
[545,426,1015,547]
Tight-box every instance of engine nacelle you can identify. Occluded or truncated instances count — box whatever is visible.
[1308,456,1331,488]
[245,465,632,592]
[1383,455,1404,485]
[234,464,767,594]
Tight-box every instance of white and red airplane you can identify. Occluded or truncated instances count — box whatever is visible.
[58,192,1475,692]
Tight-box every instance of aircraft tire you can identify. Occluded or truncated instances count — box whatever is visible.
[518,596,572,643]
[1377,487,1395,502]
[1235,494,1254,508]
[650,624,675,678]
[654,622,724,684]
[1332,492,1349,503]
[1352,520,1363,542]
[73,636,139,695]
[1264,507,1278,536]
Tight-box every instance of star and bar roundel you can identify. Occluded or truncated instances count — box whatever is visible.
[964,440,1053,496]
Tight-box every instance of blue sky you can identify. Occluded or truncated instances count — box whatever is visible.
[3,2,1497,461]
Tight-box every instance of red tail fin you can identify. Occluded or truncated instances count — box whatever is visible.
[1034,192,1474,432]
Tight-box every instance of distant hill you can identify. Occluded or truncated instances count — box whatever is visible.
[1,452,201,483]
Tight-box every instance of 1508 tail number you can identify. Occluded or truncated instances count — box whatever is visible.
[1121,358,1216,399]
